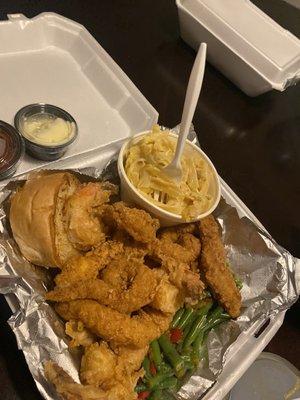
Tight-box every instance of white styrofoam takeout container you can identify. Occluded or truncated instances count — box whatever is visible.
[0,11,295,400]
[0,12,158,185]
[176,0,300,96]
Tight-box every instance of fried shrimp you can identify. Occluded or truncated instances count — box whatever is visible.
[65,182,117,251]
[47,262,162,313]
[154,224,201,264]
[55,300,171,348]
[55,241,123,288]
[45,361,108,400]
[46,361,139,400]
[102,202,159,243]
[198,215,241,318]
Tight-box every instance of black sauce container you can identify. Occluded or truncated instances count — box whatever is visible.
[0,121,24,180]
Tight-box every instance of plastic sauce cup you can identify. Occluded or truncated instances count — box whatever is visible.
[14,103,78,161]
[0,121,24,180]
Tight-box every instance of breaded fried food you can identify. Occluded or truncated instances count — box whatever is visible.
[154,226,201,264]
[198,215,241,318]
[80,342,117,388]
[161,258,205,303]
[45,361,108,400]
[47,262,162,313]
[65,320,96,348]
[55,300,171,348]
[150,279,183,314]
[102,202,159,243]
[65,182,114,251]
[80,342,146,396]
[55,241,123,287]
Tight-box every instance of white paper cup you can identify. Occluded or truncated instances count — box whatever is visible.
[118,131,221,226]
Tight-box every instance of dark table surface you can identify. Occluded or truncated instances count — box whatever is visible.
[0,1,299,399]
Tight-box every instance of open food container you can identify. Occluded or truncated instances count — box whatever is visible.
[0,12,158,183]
[0,11,299,400]
[176,0,300,96]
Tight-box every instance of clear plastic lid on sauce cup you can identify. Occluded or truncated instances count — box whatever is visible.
[0,121,24,180]
[14,103,78,161]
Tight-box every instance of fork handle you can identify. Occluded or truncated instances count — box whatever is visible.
[173,43,207,167]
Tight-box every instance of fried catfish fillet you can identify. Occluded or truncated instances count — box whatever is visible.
[198,215,241,318]
[102,202,159,243]
[55,300,172,348]
[47,261,162,313]
[55,241,123,287]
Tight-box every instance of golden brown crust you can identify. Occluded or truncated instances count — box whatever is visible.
[198,215,241,318]
[55,300,171,349]
[10,171,80,268]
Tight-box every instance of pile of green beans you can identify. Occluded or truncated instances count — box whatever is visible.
[135,299,231,399]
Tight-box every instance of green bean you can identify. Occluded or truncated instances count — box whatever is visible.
[192,331,206,364]
[157,376,178,390]
[178,310,199,348]
[150,390,174,400]
[176,308,195,330]
[158,335,186,378]
[142,357,151,379]
[150,340,162,371]
[149,389,163,399]
[193,330,205,354]
[191,308,230,364]
[198,340,208,361]
[226,261,243,291]
[182,302,213,351]
[148,370,174,390]
[171,308,185,328]
[204,307,230,333]
[205,315,230,333]
[181,353,194,371]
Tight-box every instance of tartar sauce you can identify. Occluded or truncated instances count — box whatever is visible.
[22,114,75,146]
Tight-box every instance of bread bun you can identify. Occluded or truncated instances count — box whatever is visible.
[10,171,81,268]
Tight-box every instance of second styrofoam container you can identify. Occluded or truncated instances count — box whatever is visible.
[176,0,300,96]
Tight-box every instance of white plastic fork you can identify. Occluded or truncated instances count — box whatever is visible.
[153,43,207,203]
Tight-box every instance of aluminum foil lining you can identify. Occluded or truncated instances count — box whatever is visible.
[0,133,299,400]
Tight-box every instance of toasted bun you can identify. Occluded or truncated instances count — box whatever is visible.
[10,171,80,268]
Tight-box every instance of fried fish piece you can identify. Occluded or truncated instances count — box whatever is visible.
[55,300,171,348]
[156,224,201,264]
[80,342,147,395]
[150,278,183,314]
[80,342,116,388]
[45,361,107,400]
[102,202,159,243]
[55,241,123,287]
[47,262,162,313]
[198,215,241,318]
[161,258,205,303]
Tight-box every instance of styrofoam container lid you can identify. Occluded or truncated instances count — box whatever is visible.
[228,352,300,400]
[179,0,300,90]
